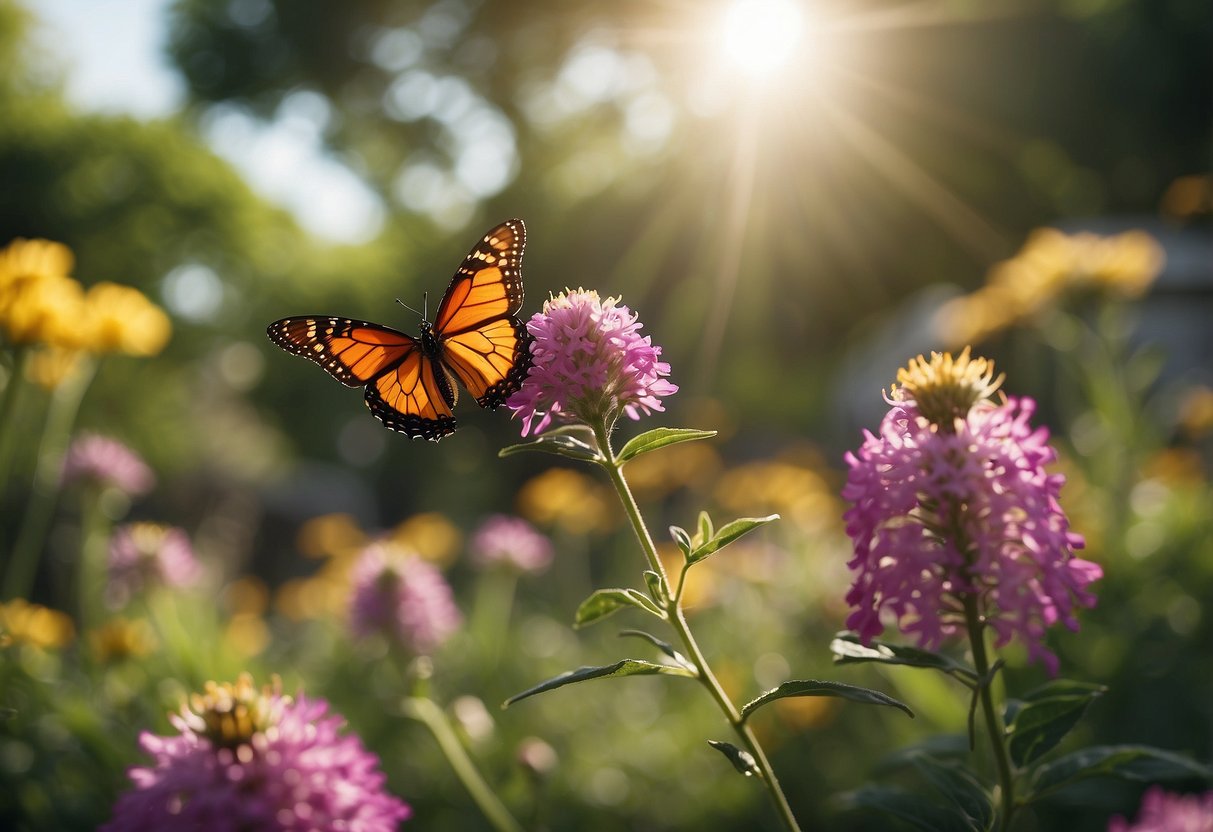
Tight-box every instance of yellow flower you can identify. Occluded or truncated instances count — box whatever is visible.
[0,598,75,649]
[0,238,74,288]
[714,452,840,536]
[1178,385,1213,441]
[89,617,159,662]
[517,467,615,533]
[296,513,368,560]
[83,282,172,356]
[391,512,462,566]
[26,345,89,390]
[0,274,88,347]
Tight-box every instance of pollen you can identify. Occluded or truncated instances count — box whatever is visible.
[891,347,1004,430]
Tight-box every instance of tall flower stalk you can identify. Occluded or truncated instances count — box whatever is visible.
[501,290,910,831]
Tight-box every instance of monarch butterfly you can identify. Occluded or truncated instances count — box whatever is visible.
[267,219,532,441]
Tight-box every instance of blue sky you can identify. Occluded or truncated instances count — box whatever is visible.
[34,0,385,243]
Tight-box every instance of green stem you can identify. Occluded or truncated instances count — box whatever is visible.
[401,696,525,832]
[77,486,111,630]
[3,358,97,600]
[963,595,1015,831]
[0,346,30,488]
[469,569,518,669]
[591,419,803,832]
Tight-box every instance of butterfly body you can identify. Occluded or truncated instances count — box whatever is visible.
[268,220,531,441]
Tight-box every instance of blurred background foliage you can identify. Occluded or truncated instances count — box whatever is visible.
[0,0,1210,828]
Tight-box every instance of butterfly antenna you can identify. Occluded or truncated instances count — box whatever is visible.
[423,291,429,321]
[395,298,423,319]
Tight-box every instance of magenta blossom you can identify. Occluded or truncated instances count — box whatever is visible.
[842,351,1101,675]
[107,523,202,608]
[470,515,553,573]
[101,675,411,832]
[348,542,462,654]
[62,433,154,496]
[506,288,678,436]
[1108,788,1213,832]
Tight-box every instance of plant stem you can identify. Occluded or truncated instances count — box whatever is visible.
[3,357,97,600]
[0,346,30,487]
[591,420,803,832]
[401,695,525,832]
[963,595,1015,831]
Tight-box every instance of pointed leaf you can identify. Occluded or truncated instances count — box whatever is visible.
[1027,745,1213,802]
[830,632,979,683]
[573,588,664,628]
[499,426,603,462]
[617,428,717,463]
[687,515,779,565]
[839,786,981,832]
[642,570,667,607]
[669,525,692,558]
[741,679,914,722]
[618,629,697,673]
[1005,680,1106,767]
[502,659,697,708]
[906,752,994,830]
[707,740,760,777]
[696,511,714,546]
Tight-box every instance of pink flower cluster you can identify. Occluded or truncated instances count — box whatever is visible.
[843,396,1101,674]
[107,523,202,608]
[62,433,154,496]
[1108,788,1213,832]
[507,289,677,436]
[348,543,462,654]
[470,515,553,573]
[102,679,411,831]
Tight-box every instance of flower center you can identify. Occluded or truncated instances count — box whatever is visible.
[893,348,1004,430]
[187,674,280,749]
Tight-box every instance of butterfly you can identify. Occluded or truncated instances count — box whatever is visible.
[267,219,532,441]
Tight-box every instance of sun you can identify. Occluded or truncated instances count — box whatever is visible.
[716,0,807,80]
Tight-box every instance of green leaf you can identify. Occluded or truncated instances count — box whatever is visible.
[499,426,603,462]
[618,629,697,673]
[669,525,692,558]
[1028,745,1213,802]
[641,570,666,606]
[573,588,664,628]
[905,752,994,831]
[616,428,716,463]
[687,515,779,565]
[696,511,714,546]
[1005,680,1106,768]
[839,786,981,832]
[707,740,760,777]
[741,679,914,722]
[502,659,697,708]
[830,632,979,683]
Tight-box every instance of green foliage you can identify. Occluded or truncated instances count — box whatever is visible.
[1005,680,1106,768]
[503,659,697,709]
[741,680,915,723]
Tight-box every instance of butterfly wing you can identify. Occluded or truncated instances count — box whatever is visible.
[433,218,532,408]
[267,316,457,440]
[267,317,415,387]
[364,351,458,440]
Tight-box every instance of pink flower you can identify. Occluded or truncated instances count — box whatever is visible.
[506,288,678,436]
[107,523,202,608]
[842,351,1100,674]
[1108,788,1213,832]
[101,675,411,832]
[62,433,154,496]
[348,542,461,654]
[470,515,553,573]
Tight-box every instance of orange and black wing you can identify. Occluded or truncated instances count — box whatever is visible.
[432,219,532,408]
[267,317,416,387]
[267,316,457,440]
[364,352,458,441]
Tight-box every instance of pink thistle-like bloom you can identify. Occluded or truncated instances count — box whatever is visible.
[1108,788,1213,832]
[842,350,1101,675]
[101,674,411,832]
[107,523,203,608]
[62,433,154,496]
[506,288,678,436]
[470,515,554,574]
[348,542,461,654]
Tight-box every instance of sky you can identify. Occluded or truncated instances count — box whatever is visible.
[34,0,386,244]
